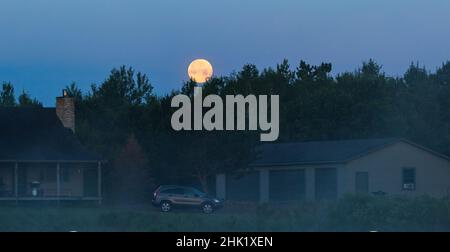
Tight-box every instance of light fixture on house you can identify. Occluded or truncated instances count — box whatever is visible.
[31,181,41,197]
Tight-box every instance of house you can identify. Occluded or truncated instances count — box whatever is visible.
[0,91,104,203]
[216,138,450,202]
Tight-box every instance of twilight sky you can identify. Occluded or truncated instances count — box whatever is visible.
[1,0,449,106]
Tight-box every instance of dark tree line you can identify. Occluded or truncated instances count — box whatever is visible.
[2,60,450,204]
[0,82,42,107]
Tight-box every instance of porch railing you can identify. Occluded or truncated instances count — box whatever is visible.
[0,161,102,204]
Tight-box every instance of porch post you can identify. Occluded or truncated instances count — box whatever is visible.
[97,162,102,205]
[14,162,18,204]
[56,163,61,206]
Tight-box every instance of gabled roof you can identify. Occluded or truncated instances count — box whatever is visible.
[251,138,415,167]
[0,107,101,162]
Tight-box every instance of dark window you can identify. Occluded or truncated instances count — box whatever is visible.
[355,172,369,193]
[184,187,204,196]
[162,188,184,195]
[402,167,416,190]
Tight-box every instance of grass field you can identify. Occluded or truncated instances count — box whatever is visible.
[1,194,450,231]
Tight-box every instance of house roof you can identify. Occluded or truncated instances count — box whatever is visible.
[0,107,101,162]
[251,138,409,167]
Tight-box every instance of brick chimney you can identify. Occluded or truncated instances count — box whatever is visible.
[56,89,75,133]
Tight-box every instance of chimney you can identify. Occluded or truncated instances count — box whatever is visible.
[56,89,75,133]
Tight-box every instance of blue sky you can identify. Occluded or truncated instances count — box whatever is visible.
[1,0,450,106]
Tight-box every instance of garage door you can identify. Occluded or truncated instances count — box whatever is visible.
[226,171,259,201]
[269,169,305,202]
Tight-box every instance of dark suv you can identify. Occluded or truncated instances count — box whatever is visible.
[152,185,223,213]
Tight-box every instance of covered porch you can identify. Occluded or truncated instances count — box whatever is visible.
[0,161,103,203]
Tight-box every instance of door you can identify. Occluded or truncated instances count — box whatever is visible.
[315,168,337,200]
[182,187,204,205]
[355,172,369,194]
[162,188,185,205]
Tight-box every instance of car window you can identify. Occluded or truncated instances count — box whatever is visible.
[183,188,195,195]
[161,188,184,194]
[185,188,205,196]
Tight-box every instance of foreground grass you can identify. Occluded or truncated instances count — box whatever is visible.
[1,195,450,231]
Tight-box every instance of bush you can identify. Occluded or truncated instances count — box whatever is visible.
[327,194,450,231]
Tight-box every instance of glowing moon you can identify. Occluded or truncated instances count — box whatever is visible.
[188,59,213,83]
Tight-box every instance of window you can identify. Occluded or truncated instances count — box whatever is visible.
[402,167,416,190]
[162,188,184,195]
[184,188,204,196]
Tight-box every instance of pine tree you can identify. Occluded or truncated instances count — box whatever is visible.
[0,82,16,107]
[107,134,153,204]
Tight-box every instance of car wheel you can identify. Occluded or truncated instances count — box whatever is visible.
[161,201,172,212]
[202,202,214,214]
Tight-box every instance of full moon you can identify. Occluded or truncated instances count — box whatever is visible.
[188,59,213,84]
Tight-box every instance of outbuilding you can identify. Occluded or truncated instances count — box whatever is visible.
[216,138,450,202]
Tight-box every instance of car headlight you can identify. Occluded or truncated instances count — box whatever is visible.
[213,199,220,203]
